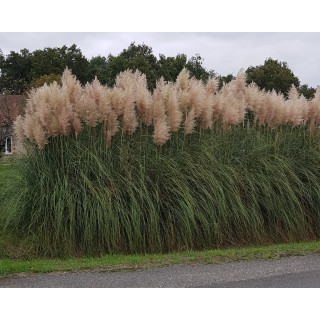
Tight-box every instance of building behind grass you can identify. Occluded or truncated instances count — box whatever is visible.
[0,95,26,156]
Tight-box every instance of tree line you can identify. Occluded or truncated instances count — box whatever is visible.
[0,42,317,99]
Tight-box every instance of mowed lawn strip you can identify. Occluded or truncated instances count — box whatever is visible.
[1,241,320,276]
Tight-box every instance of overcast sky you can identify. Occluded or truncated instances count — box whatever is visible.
[1,32,319,88]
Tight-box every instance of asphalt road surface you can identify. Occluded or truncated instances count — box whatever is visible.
[1,254,320,288]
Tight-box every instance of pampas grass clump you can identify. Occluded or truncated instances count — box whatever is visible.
[2,68,320,257]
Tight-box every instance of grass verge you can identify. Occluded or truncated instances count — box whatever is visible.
[1,241,320,276]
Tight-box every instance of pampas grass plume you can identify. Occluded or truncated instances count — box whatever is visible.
[184,107,196,134]
[153,118,171,145]
[176,68,190,91]
[166,85,182,132]
[206,77,218,95]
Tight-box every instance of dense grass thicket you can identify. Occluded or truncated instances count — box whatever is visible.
[1,68,320,257]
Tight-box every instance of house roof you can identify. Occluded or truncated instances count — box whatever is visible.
[0,95,26,126]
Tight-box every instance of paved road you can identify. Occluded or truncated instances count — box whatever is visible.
[1,254,320,288]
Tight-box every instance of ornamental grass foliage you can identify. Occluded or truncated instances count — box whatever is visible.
[2,68,320,257]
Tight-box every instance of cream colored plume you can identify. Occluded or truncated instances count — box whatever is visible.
[14,67,320,150]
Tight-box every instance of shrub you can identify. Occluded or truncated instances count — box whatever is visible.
[2,68,320,257]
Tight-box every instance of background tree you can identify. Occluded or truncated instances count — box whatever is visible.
[246,58,300,97]
[186,53,214,81]
[31,47,63,79]
[60,44,89,84]
[157,53,188,82]
[0,49,32,94]
[31,44,89,85]
[218,74,235,89]
[0,43,220,93]
[299,84,316,100]
[88,56,108,85]
[105,43,159,90]
[105,45,216,89]
[29,74,62,89]
[0,49,4,72]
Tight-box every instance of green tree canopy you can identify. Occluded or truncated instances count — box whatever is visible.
[105,43,159,90]
[299,84,316,100]
[246,58,300,97]
[31,44,89,85]
[105,45,216,89]
[186,53,214,82]
[218,74,235,89]
[88,56,108,85]
[0,49,4,69]
[157,53,188,82]
[29,73,62,89]
[0,49,32,94]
